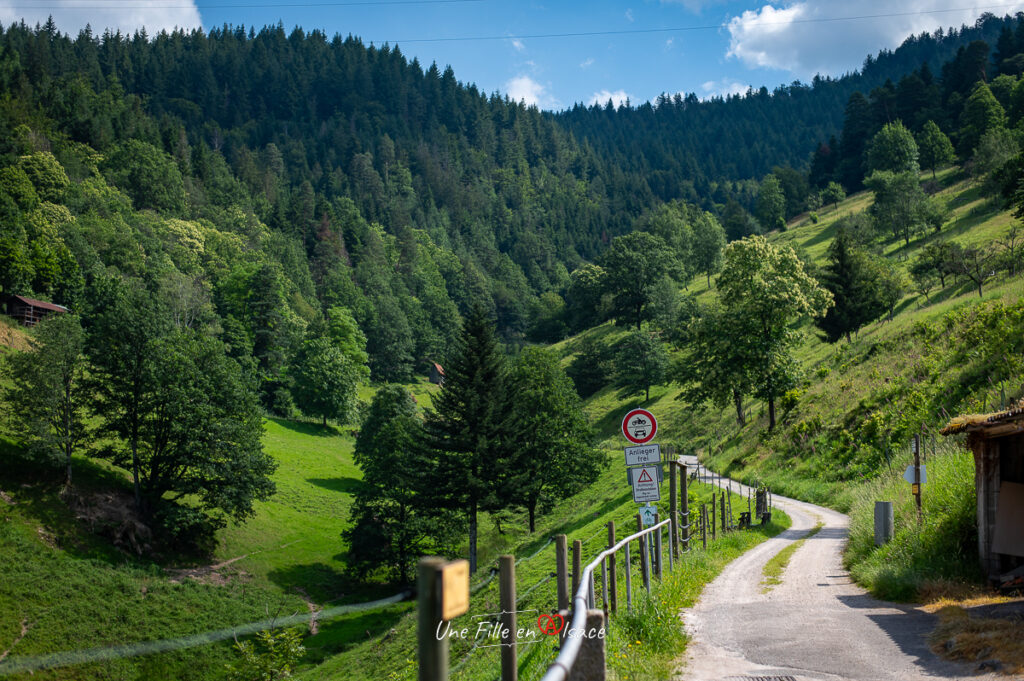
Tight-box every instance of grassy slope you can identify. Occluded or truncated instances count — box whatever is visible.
[4,168,1012,678]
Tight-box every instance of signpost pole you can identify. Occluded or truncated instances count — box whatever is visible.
[636,514,650,594]
[607,522,617,614]
[914,435,922,526]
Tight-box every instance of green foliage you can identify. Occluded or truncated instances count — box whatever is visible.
[87,281,276,537]
[345,386,450,583]
[717,236,832,428]
[916,120,955,178]
[864,170,942,245]
[613,328,670,402]
[816,229,891,342]
[419,307,511,573]
[755,174,786,232]
[565,264,609,332]
[101,140,186,214]
[866,121,920,174]
[505,347,602,531]
[566,335,613,398]
[601,231,682,330]
[845,447,979,600]
[227,628,306,681]
[18,152,69,202]
[2,313,88,483]
[958,81,1006,156]
[289,336,362,426]
[691,209,727,286]
[673,303,756,424]
[822,181,846,209]
[970,127,1019,195]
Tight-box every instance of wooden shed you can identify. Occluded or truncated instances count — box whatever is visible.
[429,362,445,385]
[942,402,1024,587]
[2,294,69,327]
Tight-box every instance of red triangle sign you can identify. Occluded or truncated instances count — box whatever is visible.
[637,469,654,483]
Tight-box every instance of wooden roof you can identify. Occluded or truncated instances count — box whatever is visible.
[7,295,69,313]
[941,400,1024,437]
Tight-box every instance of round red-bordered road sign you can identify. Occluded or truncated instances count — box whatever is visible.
[622,408,657,444]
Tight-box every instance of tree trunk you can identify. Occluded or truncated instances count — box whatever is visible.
[768,395,776,430]
[977,280,983,298]
[707,272,712,288]
[845,330,851,343]
[528,503,536,533]
[645,384,650,402]
[734,390,745,426]
[131,433,141,511]
[469,502,478,574]
[322,415,327,427]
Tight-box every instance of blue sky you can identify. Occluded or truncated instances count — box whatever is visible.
[4,1,1024,110]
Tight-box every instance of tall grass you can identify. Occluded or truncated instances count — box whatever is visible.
[843,445,980,601]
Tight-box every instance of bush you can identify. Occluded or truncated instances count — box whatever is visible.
[844,446,980,601]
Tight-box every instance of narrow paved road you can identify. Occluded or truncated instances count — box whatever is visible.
[677,457,996,681]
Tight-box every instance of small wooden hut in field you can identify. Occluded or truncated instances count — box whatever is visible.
[429,362,445,385]
[942,402,1024,588]
[1,294,69,327]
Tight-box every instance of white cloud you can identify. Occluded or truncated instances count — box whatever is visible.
[511,38,525,52]
[505,75,558,109]
[625,9,634,23]
[700,79,750,99]
[0,0,202,36]
[588,89,632,108]
[727,0,1024,78]
[580,57,595,69]
[666,37,674,48]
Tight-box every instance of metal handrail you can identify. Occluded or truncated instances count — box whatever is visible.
[539,517,671,681]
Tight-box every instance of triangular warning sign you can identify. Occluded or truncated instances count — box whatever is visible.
[637,469,654,484]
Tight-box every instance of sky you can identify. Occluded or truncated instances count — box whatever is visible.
[3,0,1024,110]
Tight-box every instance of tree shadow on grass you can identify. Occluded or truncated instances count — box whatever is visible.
[265,417,344,438]
[267,562,393,605]
[301,605,410,664]
[307,477,362,495]
[515,490,634,558]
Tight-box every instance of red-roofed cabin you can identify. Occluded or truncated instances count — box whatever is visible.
[2,294,69,327]
[429,362,445,385]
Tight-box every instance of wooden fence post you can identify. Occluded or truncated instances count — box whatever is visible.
[680,464,689,553]
[636,514,650,594]
[556,534,569,614]
[669,461,679,560]
[417,558,447,681]
[701,504,707,550]
[607,522,617,614]
[624,540,633,612]
[572,540,582,601]
[499,555,517,681]
[711,497,717,541]
[654,514,663,581]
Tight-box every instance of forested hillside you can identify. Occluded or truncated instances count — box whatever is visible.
[1,11,1021,387]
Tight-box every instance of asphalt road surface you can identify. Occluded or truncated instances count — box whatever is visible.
[677,456,998,681]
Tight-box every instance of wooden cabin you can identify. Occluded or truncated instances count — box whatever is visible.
[2,294,69,327]
[429,362,445,385]
[942,403,1024,587]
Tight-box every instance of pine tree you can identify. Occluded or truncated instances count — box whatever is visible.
[419,306,511,573]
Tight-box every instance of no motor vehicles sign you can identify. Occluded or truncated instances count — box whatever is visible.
[621,408,657,444]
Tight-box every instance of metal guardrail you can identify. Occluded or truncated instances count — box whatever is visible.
[538,518,671,681]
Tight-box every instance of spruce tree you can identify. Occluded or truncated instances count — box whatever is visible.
[420,306,511,573]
